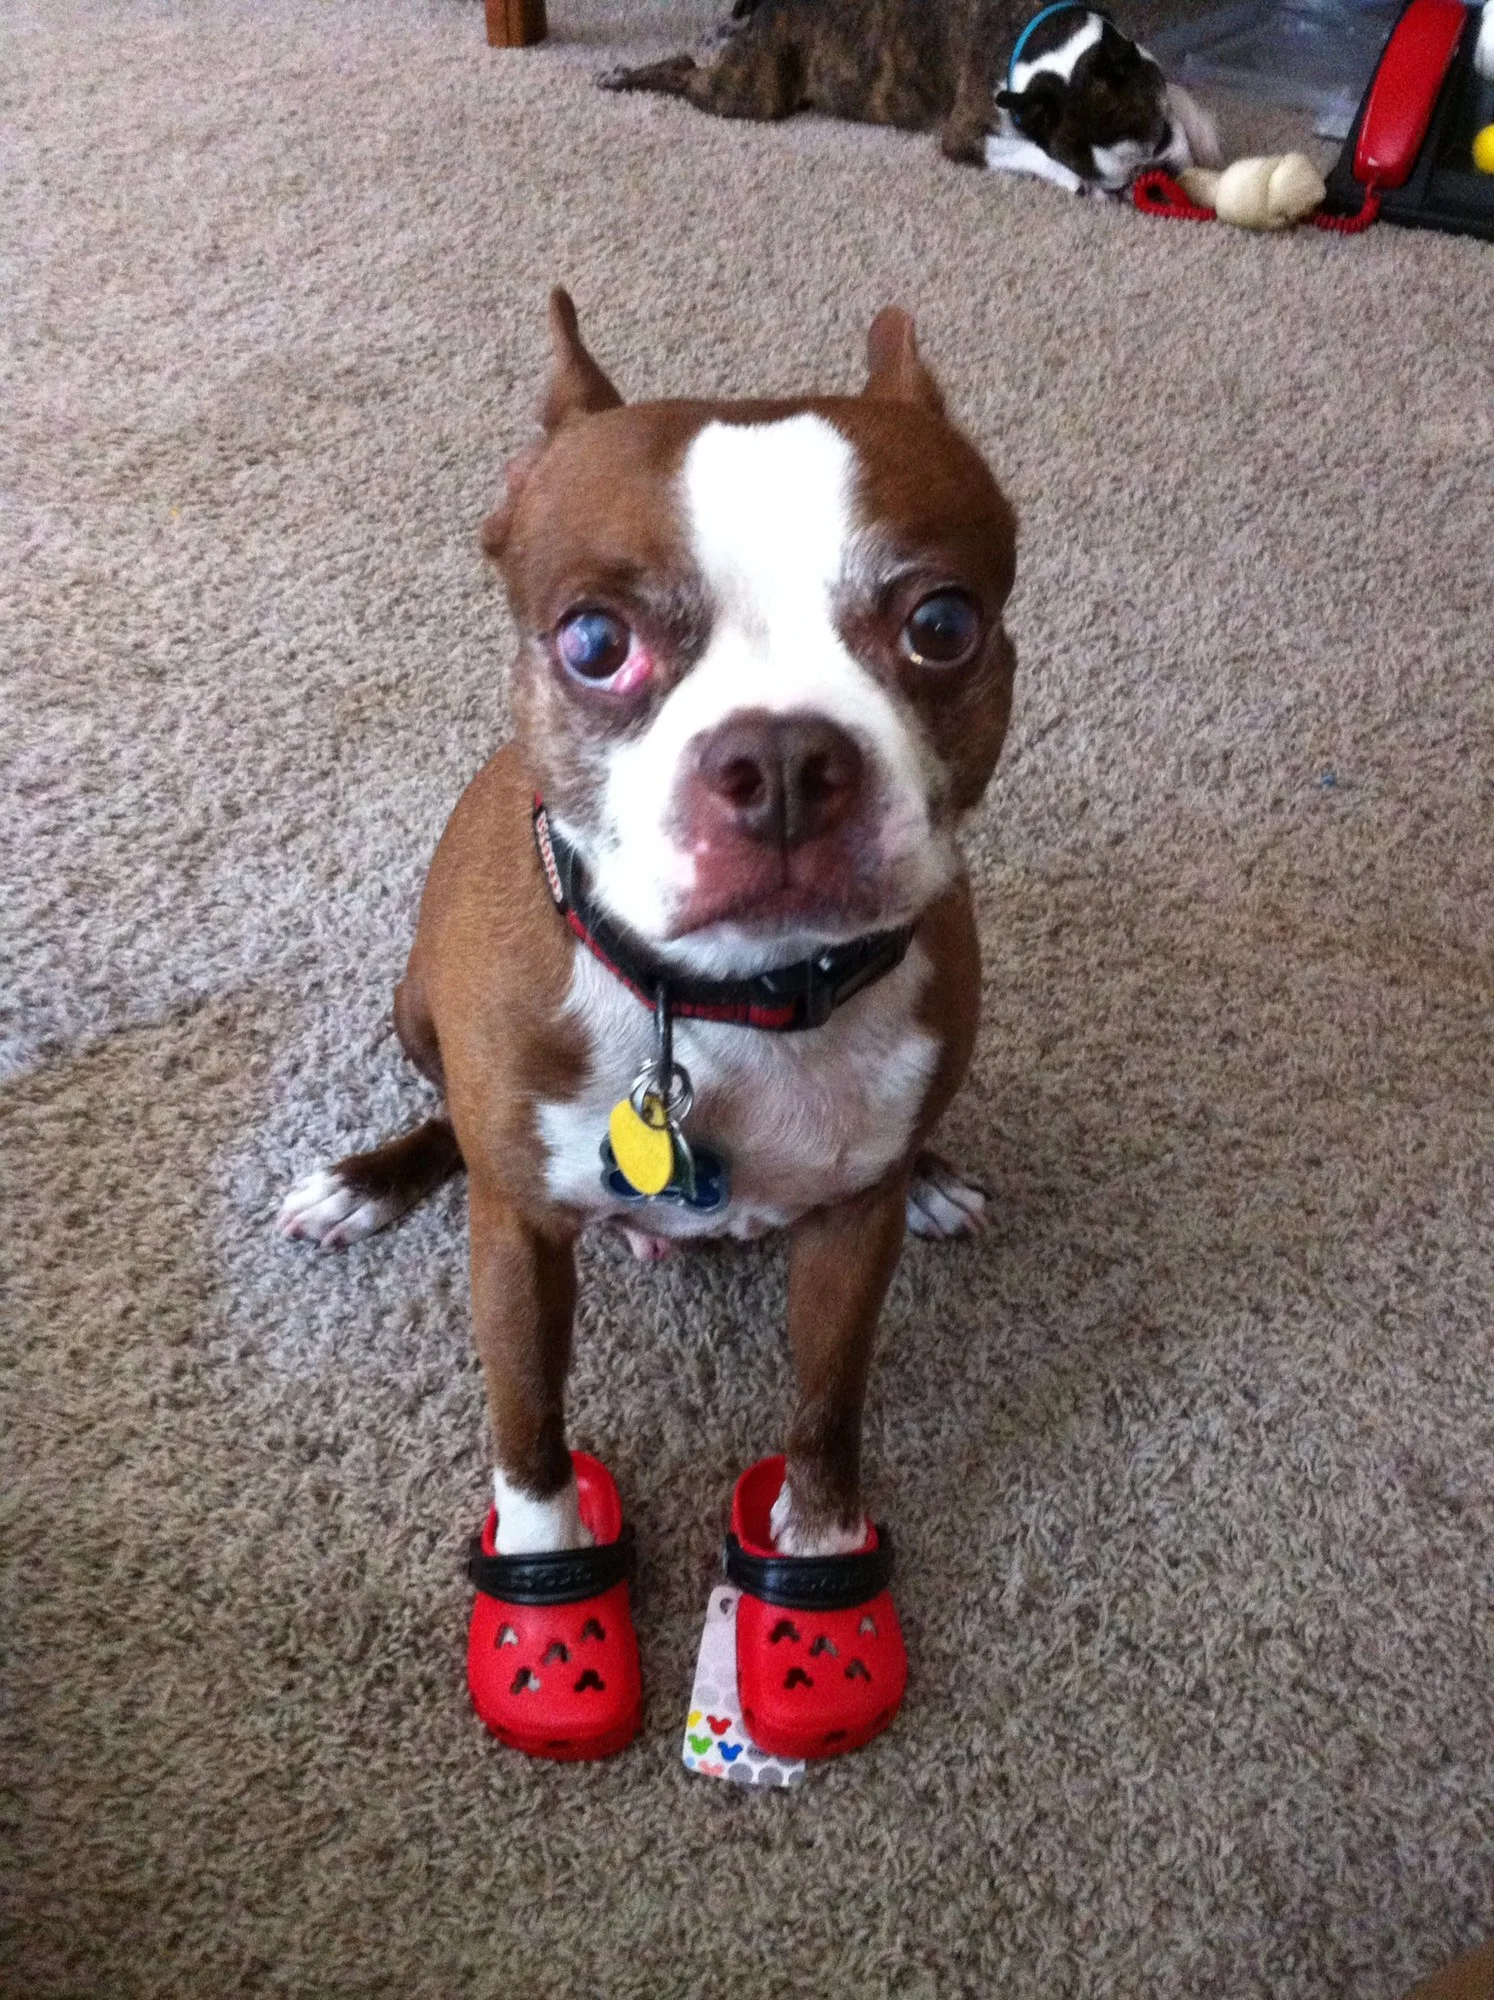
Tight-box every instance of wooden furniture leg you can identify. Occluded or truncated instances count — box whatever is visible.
[486,0,547,48]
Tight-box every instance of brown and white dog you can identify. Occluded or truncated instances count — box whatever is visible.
[278,293,1017,1569]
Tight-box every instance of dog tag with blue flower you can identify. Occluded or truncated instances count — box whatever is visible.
[599,992,729,1214]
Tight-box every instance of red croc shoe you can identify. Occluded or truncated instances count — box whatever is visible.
[726,1455,907,1761]
[466,1451,643,1761]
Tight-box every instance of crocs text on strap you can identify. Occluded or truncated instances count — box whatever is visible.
[468,1522,636,1606]
[722,1527,893,1611]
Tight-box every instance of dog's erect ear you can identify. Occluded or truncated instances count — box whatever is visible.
[482,289,623,559]
[1095,18,1143,73]
[862,307,946,417]
[540,286,624,433]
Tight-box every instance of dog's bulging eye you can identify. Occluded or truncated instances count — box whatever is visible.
[556,609,644,689]
[901,590,981,668]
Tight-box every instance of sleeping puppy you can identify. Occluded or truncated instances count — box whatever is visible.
[600,0,1219,193]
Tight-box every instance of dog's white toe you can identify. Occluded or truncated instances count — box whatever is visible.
[905,1154,988,1241]
[276,1168,401,1249]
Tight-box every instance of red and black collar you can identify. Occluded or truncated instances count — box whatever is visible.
[532,798,913,1033]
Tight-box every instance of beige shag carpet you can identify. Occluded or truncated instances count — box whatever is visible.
[4,2,1492,1994]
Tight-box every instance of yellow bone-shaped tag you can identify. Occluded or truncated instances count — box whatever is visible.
[608,1092,675,1197]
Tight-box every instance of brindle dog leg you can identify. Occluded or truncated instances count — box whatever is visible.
[773,1173,909,1555]
[597,52,701,99]
[600,26,805,121]
[940,0,1004,162]
[940,79,995,164]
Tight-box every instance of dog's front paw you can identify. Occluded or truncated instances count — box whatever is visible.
[905,1150,988,1241]
[769,1480,869,1557]
[494,1468,594,1554]
[276,1167,403,1250]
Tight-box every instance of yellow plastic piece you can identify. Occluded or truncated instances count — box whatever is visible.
[1473,124,1494,175]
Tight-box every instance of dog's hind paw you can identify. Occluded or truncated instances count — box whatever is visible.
[597,54,697,94]
[276,1167,404,1250]
[905,1151,988,1241]
[276,1119,460,1250]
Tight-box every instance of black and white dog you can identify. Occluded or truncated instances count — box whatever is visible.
[988,3,1221,194]
[602,0,1221,195]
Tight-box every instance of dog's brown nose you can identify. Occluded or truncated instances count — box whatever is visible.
[692,710,863,849]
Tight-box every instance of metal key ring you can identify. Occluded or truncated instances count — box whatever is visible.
[629,1061,693,1125]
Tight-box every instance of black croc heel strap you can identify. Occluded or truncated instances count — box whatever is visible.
[467,1523,636,1607]
[722,1527,893,1611]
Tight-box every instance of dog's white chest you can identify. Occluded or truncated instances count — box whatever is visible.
[535,945,939,1238]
